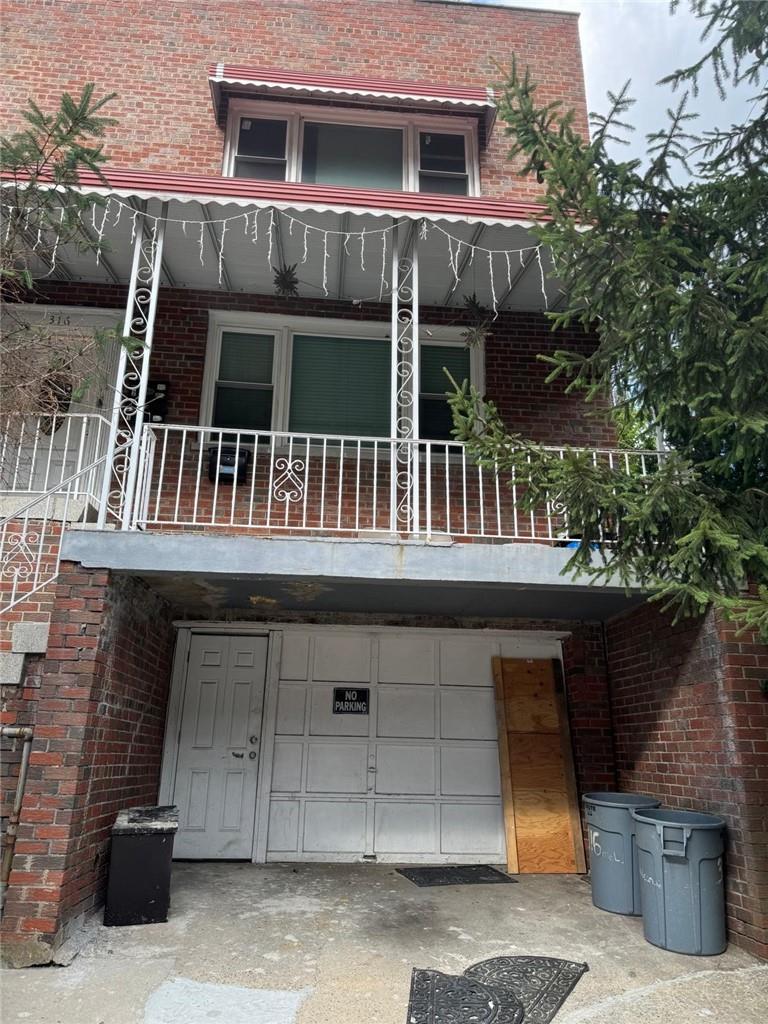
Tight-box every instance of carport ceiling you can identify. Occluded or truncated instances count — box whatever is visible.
[130,571,645,621]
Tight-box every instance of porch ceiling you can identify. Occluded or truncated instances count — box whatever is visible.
[131,570,643,621]
[19,177,562,311]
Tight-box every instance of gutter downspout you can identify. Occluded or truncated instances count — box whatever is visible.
[0,726,34,912]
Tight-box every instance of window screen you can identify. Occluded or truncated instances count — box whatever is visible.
[301,123,403,190]
[289,335,391,436]
[234,118,288,180]
[419,344,470,440]
[212,332,275,430]
[419,132,469,195]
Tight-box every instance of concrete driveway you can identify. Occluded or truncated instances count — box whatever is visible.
[2,863,766,1024]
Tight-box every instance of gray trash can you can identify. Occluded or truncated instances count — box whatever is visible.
[583,792,661,915]
[631,807,726,955]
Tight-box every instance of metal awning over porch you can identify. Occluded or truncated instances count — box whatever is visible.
[16,168,562,311]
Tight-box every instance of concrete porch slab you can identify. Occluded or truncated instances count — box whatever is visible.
[2,864,765,1024]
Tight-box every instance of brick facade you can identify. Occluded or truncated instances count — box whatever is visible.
[0,0,587,203]
[2,0,765,969]
[34,280,614,449]
[0,564,176,967]
[605,603,768,960]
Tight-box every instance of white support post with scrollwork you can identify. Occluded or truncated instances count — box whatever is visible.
[389,221,420,534]
[97,202,167,529]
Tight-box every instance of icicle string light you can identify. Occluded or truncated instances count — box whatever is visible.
[218,219,227,286]
[4,194,553,307]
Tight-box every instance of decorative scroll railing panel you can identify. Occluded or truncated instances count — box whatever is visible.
[0,439,127,614]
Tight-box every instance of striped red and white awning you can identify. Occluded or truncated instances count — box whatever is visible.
[208,63,497,135]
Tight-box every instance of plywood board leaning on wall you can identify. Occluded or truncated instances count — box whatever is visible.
[492,657,586,874]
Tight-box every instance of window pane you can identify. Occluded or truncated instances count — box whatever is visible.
[237,118,287,159]
[419,396,456,441]
[219,333,274,383]
[234,158,287,181]
[213,385,273,430]
[419,172,468,196]
[302,123,403,190]
[419,133,466,174]
[420,345,470,440]
[421,345,470,394]
[289,335,391,436]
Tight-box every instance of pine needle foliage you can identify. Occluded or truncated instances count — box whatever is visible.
[1,85,118,417]
[449,0,768,637]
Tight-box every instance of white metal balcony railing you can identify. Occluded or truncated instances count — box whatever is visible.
[133,423,665,542]
[0,414,666,544]
[0,413,113,500]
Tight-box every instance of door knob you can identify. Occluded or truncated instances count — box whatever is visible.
[249,751,257,760]
[249,735,259,745]
[232,751,244,758]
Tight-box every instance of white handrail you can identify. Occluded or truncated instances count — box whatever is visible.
[0,439,131,614]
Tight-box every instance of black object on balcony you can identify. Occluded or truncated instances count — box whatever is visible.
[208,445,251,484]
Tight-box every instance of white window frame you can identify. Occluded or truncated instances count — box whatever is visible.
[223,99,480,196]
[202,310,484,437]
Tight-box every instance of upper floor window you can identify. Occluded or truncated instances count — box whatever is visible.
[225,102,478,195]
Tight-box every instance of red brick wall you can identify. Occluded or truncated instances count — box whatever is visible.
[35,281,614,449]
[0,0,588,203]
[563,621,616,797]
[0,563,176,967]
[605,603,768,960]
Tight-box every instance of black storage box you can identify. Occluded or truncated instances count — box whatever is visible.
[208,445,251,484]
[104,805,179,927]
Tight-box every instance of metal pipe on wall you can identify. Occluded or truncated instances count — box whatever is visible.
[1,726,34,911]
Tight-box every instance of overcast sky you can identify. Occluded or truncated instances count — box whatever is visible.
[477,0,759,167]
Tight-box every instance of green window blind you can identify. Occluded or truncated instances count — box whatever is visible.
[301,123,403,190]
[420,344,471,440]
[289,335,391,437]
[213,332,275,431]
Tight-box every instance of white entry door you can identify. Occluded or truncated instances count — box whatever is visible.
[173,635,268,858]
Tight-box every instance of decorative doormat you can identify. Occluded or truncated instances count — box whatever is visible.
[396,865,517,887]
[407,956,588,1024]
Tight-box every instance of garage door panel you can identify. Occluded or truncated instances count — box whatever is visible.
[374,802,437,854]
[313,635,371,682]
[272,742,303,793]
[377,685,435,738]
[276,684,307,735]
[440,688,497,740]
[375,744,436,795]
[441,746,501,797]
[306,743,368,793]
[309,686,370,736]
[439,638,498,686]
[378,635,435,684]
[267,800,300,852]
[441,803,504,855]
[303,801,366,852]
[281,634,310,680]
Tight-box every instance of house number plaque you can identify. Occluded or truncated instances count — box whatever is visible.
[332,687,370,715]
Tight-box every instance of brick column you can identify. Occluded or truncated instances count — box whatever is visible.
[606,603,768,960]
[1,562,175,968]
